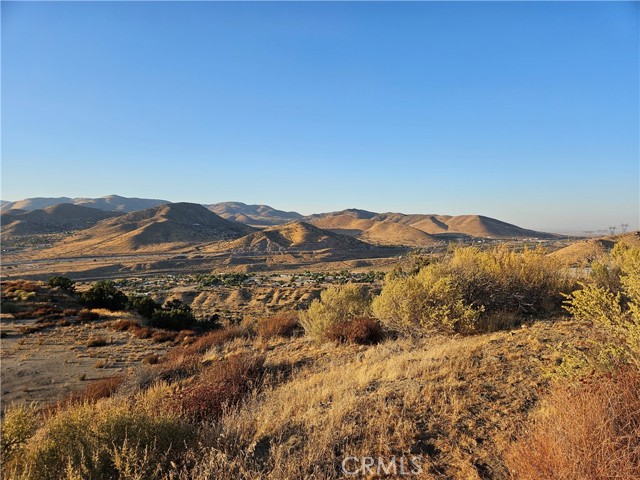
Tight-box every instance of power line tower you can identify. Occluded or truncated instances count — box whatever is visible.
[620,223,629,233]
[609,226,617,235]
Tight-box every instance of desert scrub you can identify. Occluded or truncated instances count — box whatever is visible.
[373,270,480,336]
[257,313,301,339]
[325,317,384,345]
[1,403,40,461]
[171,354,264,422]
[505,368,640,480]
[3,397,194,480]
[563,243,640,370]
[300,284,372,341]
[86,336,109,347]
[374,245,572,336]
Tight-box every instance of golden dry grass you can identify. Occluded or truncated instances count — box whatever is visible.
[178,320,584,479]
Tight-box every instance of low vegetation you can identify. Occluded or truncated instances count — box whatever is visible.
[299,283,372,341]
[2,242,639,479]
[256,313,301,339]
[81,280,128,311]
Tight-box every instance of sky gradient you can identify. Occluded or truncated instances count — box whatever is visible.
[2,1,638,233]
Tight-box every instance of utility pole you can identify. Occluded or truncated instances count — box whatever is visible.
[609,226,617,235]
[620,223,629,233]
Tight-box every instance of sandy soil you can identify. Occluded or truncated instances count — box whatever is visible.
[1,313,169,408]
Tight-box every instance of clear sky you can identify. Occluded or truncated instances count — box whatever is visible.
[2,1,638,233]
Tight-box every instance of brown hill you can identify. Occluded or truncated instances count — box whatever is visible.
[551,232,640,265]
[208,202,303,226]
[1,204,122,237]
[306,210,555,245]
[39,203,255,255]
[208,221,379,255]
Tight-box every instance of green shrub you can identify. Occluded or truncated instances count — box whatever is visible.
[1,302,19,314]
[300,284,372,341]
[128,295,160,319]
[147,299,196,331]
[47,276,75,292]
[81,281,127,311]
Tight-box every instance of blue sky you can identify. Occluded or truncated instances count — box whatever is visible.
[2,1,638,232]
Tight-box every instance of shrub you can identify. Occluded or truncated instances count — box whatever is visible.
[148,300,196,331]
[374,245,571,336]
[78,309,101,322]
[257,313,301,339]
[2,302,19,314]
[300,284,372,341]
[5,398,194,480]
[563,243,640,370]
[373,271,480,336]
[128,295,160,319]
[181,326,250,356]
[65,375,124,404]
[12,310,36,320]
[151,330,175,343]
[325,317,384,345]
[87,336,108,347]
[505,369,640,480]
[81,281,127,311]
[46,276,75,292]
[110,319,139,332]
[1,403,39,460]
[171,354,264,422]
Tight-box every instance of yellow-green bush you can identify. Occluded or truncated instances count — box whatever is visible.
[373,245,571,336]
[563,243,640,370]
[299,284,372,341]
[372,270,479,335]
[3,395,195,480]
[1,403,39,461]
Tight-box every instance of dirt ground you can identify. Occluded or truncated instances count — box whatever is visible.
[1,312,169,407]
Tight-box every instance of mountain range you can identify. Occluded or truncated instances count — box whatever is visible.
[1,194,169,213]
[1,204,121,237]
[34,203,255,255]
[1,196,556,255]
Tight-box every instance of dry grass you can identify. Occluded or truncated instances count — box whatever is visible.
[177,320,580,479]
[505,368,640,480]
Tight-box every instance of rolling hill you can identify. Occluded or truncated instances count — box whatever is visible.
[1,204,122,237]
[38,203,256,255]
[306,210,555,245]
[1,195,169,213]
[208,221,381,256]
[550,232,640,265]
[208,202,303,226]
